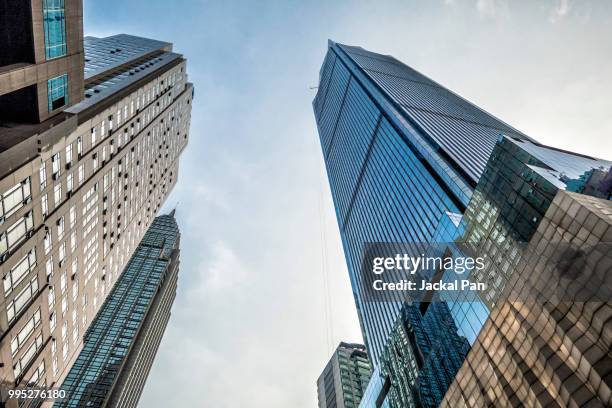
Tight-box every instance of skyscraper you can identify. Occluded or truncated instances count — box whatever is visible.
[0,2,192,406]
[56,212,180,408]
[441,190,612,407]
[313,41,611,407]
[317,342,372,408]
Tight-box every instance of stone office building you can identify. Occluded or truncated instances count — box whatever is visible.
[0,1,193,406]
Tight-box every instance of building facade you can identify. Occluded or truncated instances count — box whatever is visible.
[0,2,193,407]
[317,342,372,408]
[313,41,611,407]
[442,191,612,407]
[0,0,84,125]
[56,212,180,408]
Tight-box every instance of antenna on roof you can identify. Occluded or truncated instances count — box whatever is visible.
[169,202,179,217]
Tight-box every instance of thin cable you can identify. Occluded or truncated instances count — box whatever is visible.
[313,122,334,356]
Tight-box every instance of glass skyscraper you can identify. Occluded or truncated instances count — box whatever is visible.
[313,41,611,407]
[56,212,180,408]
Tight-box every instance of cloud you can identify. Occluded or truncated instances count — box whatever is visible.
[198,240,249,293]
[476,0,498,17]
[549,0,573,23]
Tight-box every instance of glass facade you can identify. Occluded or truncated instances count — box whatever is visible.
[43,0,67,60]
[56,213,180,407]
[441,191,612,407]
[313,41,612,407]
[313,40,511,374]
[47,74,68,111]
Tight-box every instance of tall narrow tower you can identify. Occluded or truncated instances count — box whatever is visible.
[57,213,180,408]
[317,342,372,408]
[313,41,611,407]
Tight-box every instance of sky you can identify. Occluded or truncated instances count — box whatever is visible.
[83,0,612,406]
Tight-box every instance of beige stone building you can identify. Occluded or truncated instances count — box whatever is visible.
[0,1,192,406]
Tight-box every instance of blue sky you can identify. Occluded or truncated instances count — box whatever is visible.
[84,0,612,406]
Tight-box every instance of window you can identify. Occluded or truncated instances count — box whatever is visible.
[59,242,66,264]
[45,257,53,279]
[41,199,50,226]
[60,272,67,294]
[10,309,41,356]
[51,153,61,177]
[43,230,52,255]
[70,231,76,253]
[54,184,62,206]
[29,360,45,386]
[78,164,84,184]
[40,162,47,190]
[0,177,31,220]
[77,136,83,157]
[47,74,68,111]
[14,334,43,379]
[42,0,66,59]
[0,212,34,257]
[69,205,76,228]
[7,276,39,323]
[101,120,106,138]
[65,143,73,164]
[72,324,78,344]
[50,312,57,332]
[48,286,55,312]
[3,248,36,296]
[57,216,65,238]
[67,172,73,192]
[72,278,78,301]
[91,127,97,146]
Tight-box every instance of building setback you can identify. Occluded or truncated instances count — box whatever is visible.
[0,1,193,407]
[312,41,611,407]
[317,342,372,408]
[56,212,180,408]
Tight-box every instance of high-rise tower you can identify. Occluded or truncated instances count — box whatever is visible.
[313,41,611,407]
[0,2,193,407]
[317,342,372,408]
[57,213,180,408]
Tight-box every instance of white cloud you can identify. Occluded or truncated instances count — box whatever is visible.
[549,0,573,23]
[476,0,497,17]
[199,240,249,293]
